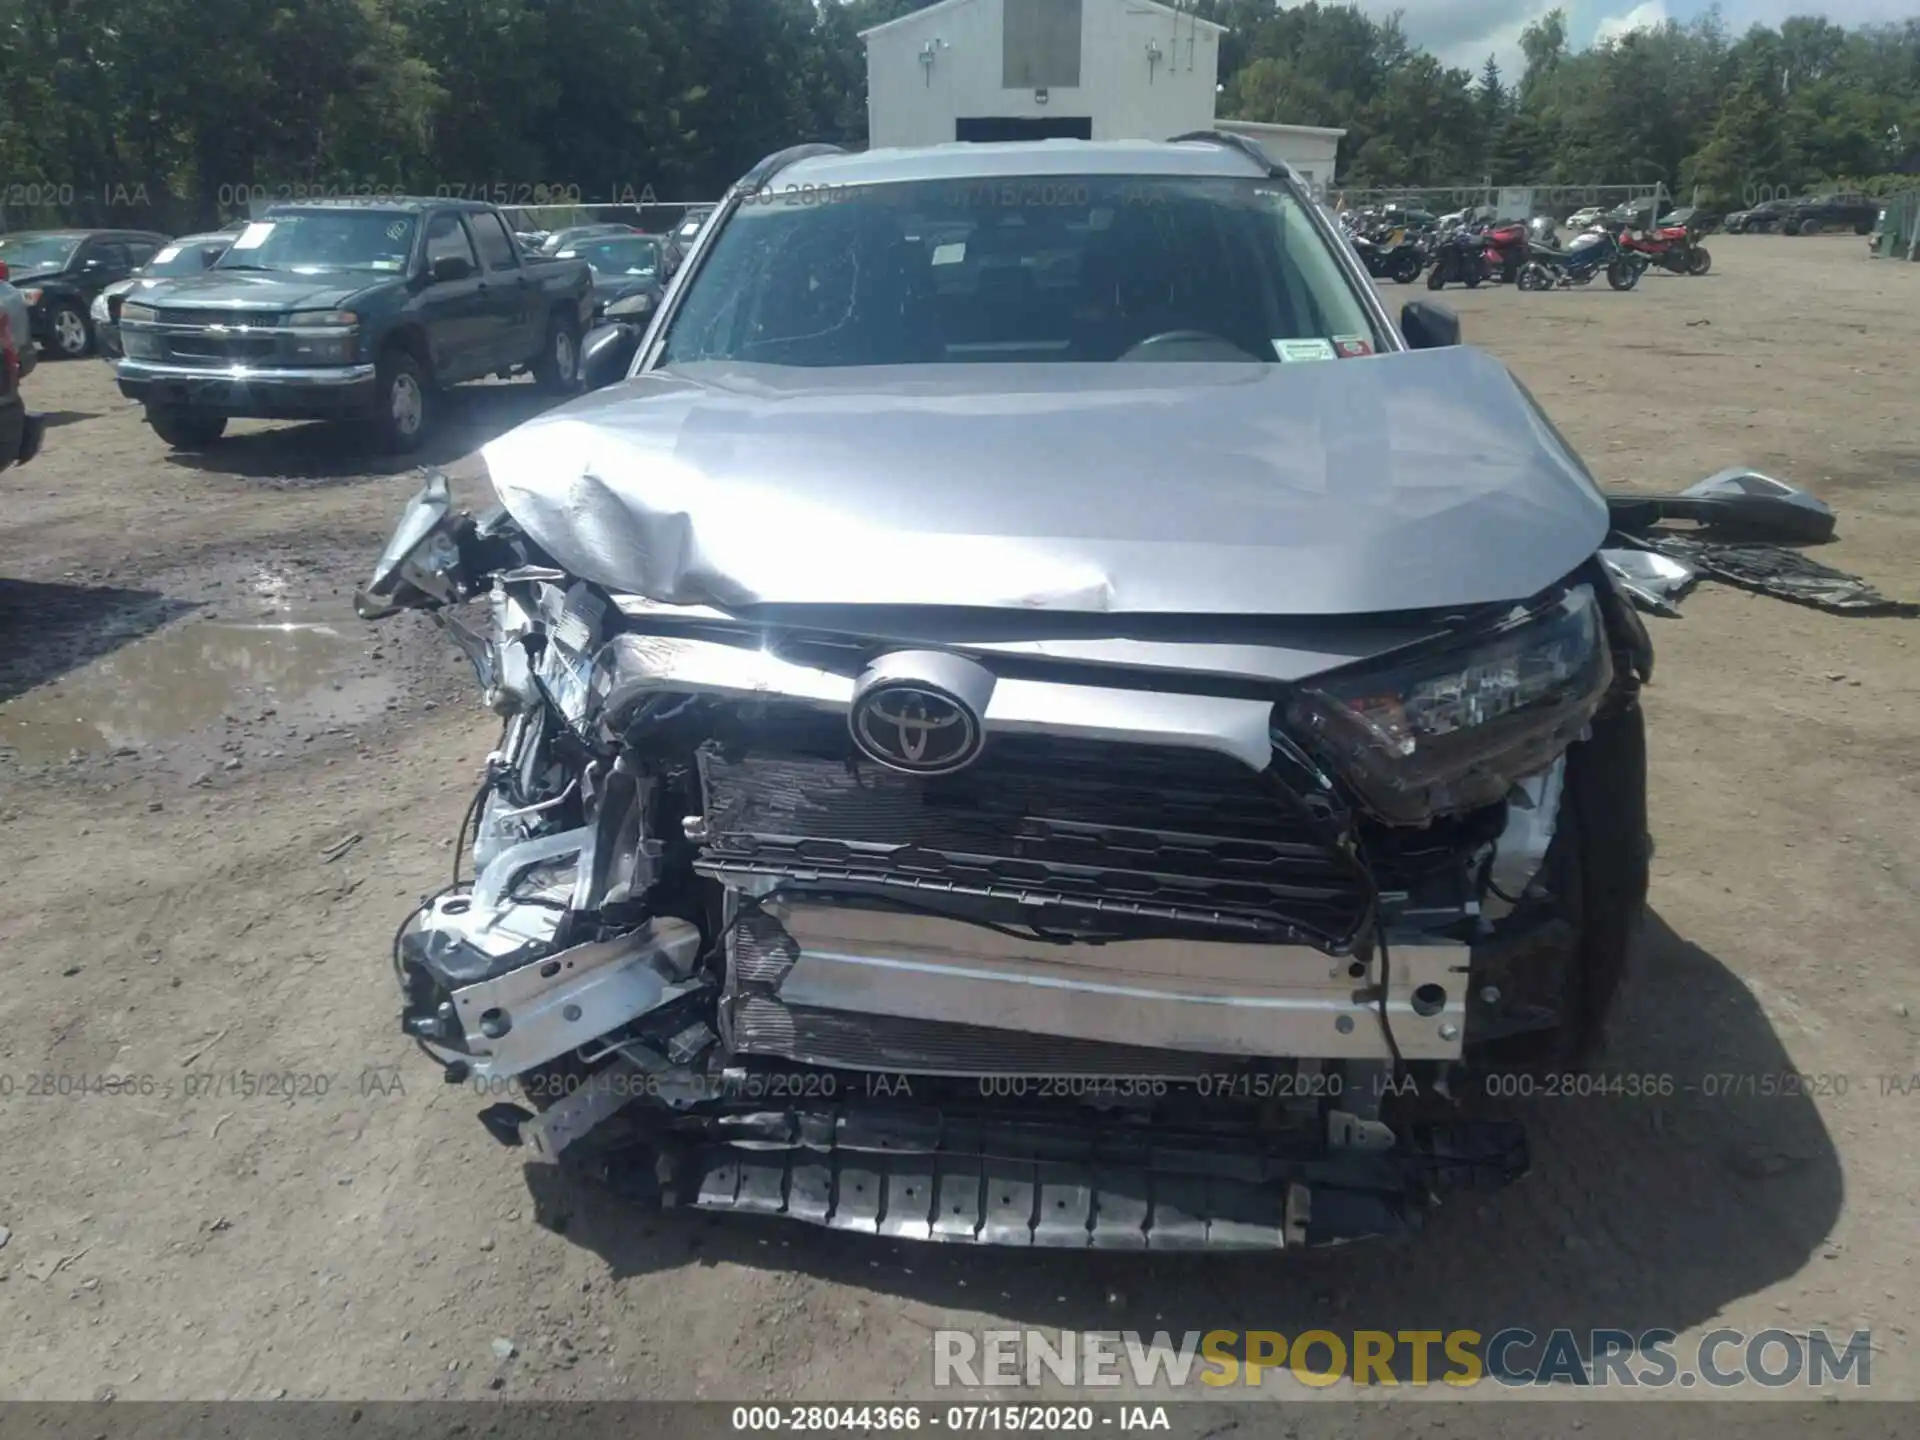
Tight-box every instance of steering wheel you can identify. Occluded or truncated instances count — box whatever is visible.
[1117,330,1256,362]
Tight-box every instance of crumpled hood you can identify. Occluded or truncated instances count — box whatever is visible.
[482,346,1610,617]
[144,270,377,312]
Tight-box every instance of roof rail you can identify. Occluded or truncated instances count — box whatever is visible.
[1167,130,1285,178]
[735,143,848,194]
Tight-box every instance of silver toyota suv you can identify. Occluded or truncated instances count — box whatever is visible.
[359,133,1653,1250]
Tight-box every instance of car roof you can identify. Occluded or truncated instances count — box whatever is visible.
[171,233,233,247]
[262,197,478,215]
[776,138,1273,189]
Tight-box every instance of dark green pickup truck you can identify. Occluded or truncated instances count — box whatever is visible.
[114,198,594,452]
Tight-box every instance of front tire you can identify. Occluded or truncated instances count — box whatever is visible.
[145,406,227,449]
[1686,246,1712,276]
[1606,257,1639,291]
[532,315,582,395]
[370,347,429,454]
[1426,264,1446,291]
[48,301,92,358]
[1391,251,1422,284]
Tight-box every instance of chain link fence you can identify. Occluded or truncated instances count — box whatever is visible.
[1325,183,1673,223]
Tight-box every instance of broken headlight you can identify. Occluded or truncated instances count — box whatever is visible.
[1283,583,1612,824]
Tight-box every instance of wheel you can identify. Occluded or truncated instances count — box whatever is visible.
[1606,258,1639,291]
[370,347,430,454]
[1686,246,1711,276]
[48,301,92,359]
[145,406,227,449]
[1472,696,1649,1071]
[1391,251,1422,284]
[1854,218,1874,236]
[532,314,582,395]
[1781,219,1802,236]
[1516,263,1548,291]
[1426,264,1446,291]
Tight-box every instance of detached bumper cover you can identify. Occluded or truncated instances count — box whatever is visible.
[563,1103,1530,1250]
[116,359,378,417]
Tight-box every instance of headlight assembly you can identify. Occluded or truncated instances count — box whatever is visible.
[118,302,156,324]
[1282,583,1613,824]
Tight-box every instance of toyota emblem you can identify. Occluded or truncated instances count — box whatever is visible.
[850,683,984,775]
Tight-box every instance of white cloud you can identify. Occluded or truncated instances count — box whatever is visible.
[1593,1,1671,45]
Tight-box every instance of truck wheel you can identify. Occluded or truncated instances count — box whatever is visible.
[533,315,582,395]
[145,406,227,449]
[370,347,429,454]
[49,302,93,359]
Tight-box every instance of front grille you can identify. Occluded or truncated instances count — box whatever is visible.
[163,334,279,364]
[154,309,283,329]
[693,725,1366,943]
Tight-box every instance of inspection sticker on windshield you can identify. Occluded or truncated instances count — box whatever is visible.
[151,245,181,265]
[1332,334,1375,358]
[231,222,276,250]
[1273,338,1336,362]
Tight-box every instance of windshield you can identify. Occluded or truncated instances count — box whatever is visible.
[658,175,1381,367]
[571,237,660,277]
[144,241,228,277]
[215,211,417,273]
[0,233,82,272]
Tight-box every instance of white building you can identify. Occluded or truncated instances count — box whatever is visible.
[860,0,1344,190]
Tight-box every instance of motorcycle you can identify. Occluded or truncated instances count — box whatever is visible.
[1481,221,1531,283]
[1350,224,1425,284]
[1516,225,1640,292]
[1615,217,1711,276]
[1425,225,1491,289]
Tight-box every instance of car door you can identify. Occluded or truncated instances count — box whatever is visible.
[417,210,489,382]
[72,238,134,300]
[466,211,535,367]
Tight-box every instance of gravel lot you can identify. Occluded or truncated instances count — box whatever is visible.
[1,235,1915,1413]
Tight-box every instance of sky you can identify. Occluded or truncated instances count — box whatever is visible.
[1359,0,1920,80]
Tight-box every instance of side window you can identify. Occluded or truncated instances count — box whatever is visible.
[425,211,479,273]
[469,213,519,271]
[87,242,130,271]
[127,242,159,267]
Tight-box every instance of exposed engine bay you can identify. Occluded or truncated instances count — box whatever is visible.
[365,468,1653,1250]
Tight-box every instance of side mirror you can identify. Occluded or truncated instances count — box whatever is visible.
[581,322,641,391]
[430,254,475,284]
[1399,300,1460,350]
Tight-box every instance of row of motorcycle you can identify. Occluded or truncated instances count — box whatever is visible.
[1343,210,1713,294]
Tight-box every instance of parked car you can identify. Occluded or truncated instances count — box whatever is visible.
[0,229,170,358]
[0,278,37,382]
[1565,206,1608,231]
[1781,194,1878,236]
[113,198,595,453]
[663,202,718,275]
[1722,196,1807,234]
[1,297,45,471]
[537,223,638,255]
[358,133,1653,1252]
[90,231,234,359]
[557,232,666,323]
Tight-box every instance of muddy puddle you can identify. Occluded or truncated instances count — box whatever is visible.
[0,614,396,763]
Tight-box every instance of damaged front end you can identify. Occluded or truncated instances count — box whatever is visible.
[368,474,1650,1251]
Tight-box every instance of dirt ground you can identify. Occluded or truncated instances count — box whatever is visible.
[1,235,1916,1414]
